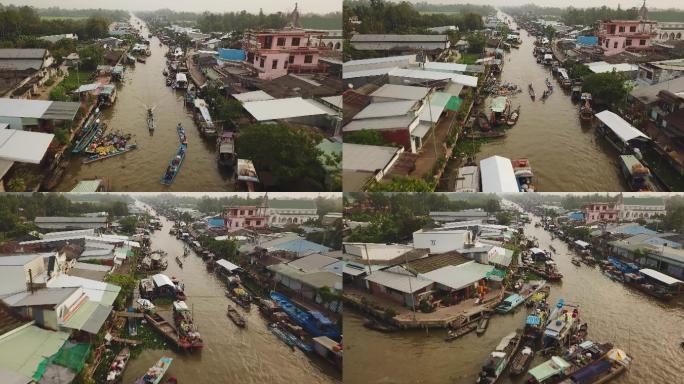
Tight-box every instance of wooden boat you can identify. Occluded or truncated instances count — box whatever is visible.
[134,356,172,384]
[137,56,146,64]
[363,319,399,333]
[507,106,520,126]
[476,331,522,383]
[147,109,156,131]
[476,311,491,335]
[444,323,477,342]
[160,144,187,185]
[217,132,236,169]
[226,287,252,310]
[529,84,535,100]
[477,112,491,131]
[464,131,506,140]
[509,345,534,376]
[227,304,246,327]
[82,144,137,164]
[106,347,130,383]
[496,293,525,314]
[144,311,202,350]
[571,258,582,266]
[580,94,593,121]
[176,124,188,145]
[175,256,183,267]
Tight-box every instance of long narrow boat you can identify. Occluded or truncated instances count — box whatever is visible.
[509,345,534,376]
[476,331,522,383]
[444,323,477,342]
[226,287,251,310]
[476,311,492,335]
[83,144,137,164]
[134,356,172,384]
[529,84,535,100]
[160,144,187,185]
[269,323,313,352]
[269,291,340,340]
[227,304,246,328]
[72,117,103,154]
[144,311,202,350]
[106,347,130,384]
[177,123,188,145]
[464,131,506,140]
[147,109,156,131]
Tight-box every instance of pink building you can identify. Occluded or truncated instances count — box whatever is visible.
[597,2,657,56]
[243,4,330,79]
[584,203,619,224]
[224,205,269,230]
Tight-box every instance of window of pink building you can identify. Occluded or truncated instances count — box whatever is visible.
[292,37,300,46]
[277,37,286,46]
[272,59,279,69]
[304,54,313,64]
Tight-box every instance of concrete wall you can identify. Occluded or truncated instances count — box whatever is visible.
[413,230,472,253]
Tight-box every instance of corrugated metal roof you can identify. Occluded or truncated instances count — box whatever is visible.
[343,143,401,172]
[351,34,448,43]
[0,324,69,379]
[419,261,494,290]
[423,62,467,73]
[232,90,274,103]
[344,115,417,132]
[46,275,120,306]
[70,180,103,192]
[62,300,111,334]
[287,253,338,272]
[41,101,80,121]
[5,287,79,307]
[352,100,416,120]
[0,49,46,59]
[419,91,452,122]
[269,239,331,256]
[364,269,432,294]
[0,129,55,164]
[242,97,333,121]
[0,99,52,119]
[35,217,107,223]
[371,84,430,101]
[216,259,241,272]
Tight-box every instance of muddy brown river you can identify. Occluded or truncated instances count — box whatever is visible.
[121,204,340,383]
[472,17,626,192]
[58,16,233,192]
[344,215,684,384]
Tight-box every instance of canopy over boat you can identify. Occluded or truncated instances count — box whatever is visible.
[595,110,650,144]
[574,240,590,248]
[491,96,508,113]
[480,155,518,193]
[528,356,571,382]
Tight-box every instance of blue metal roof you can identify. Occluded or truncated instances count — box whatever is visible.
[218,48,246,61]
[207,217,225,228]
[576,36,598,46]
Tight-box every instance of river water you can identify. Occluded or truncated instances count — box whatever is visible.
[121,205,340,383]
[58,16,233,192]
[474,21,626,192]
[344,215,684,384]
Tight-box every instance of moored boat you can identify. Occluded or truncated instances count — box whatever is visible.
[160,144,186,185]
[512,158,534,192]
[476,311,491,335]
[217,132,237,169]
[529,84,536,100]
[476,331,521,383]
[444,323,477,342]
[507,106,520,126]
[172,301,204,350]
[147,108,156,131]
[496,293,525,314]
[134,356,172,384]
[226,287,252,310]
[270,291,341,340]
[579,95,593,122]
[478,112,491,131]
[227,304,246,327]
[509,345,534,376]
[106,347,130,383]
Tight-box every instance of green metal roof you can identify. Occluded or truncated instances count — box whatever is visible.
[445,96,463,112]
[62,300,112,334]
[268,199,316,210]
[0,324,69,380]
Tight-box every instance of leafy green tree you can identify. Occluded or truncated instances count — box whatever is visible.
[368,176,435,192]
[582,71,633,109]
[467,33,486,54]
[119,216,138,234]
[484,198,501,214]
[49,85,69,102]
[345,129,390,146]
[235,123,327,191]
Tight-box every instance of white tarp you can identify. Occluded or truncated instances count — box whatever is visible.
[595,110,650,143]
[216,259,241,272]
[241,97,334,121]
[232,90,274,103]
[0,129,54,164]
[639,268,683,286]
[480,155,518,192]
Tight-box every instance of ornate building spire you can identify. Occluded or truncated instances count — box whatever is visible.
[289,3,302,29]
[638,0,648,21]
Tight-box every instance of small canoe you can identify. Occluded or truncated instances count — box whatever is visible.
[444,323,476,342]
[464,131,506,140]
[227,305,246,327]
[106,347,130,384]
[134,356,172,384]
[175,256,183,267]
[476,312,491,335]
[509,346,534,376]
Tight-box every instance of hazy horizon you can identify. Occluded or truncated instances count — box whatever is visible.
[0,0,341,14]
[394,0,684,11]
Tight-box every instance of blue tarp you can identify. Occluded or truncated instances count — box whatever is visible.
[576,36,598,46]
[526,315,541,326]
[309,311,333,326]
[569,359,611,383]
[207,217,224,228]
[218,48,246,61]
[272,239,332,255]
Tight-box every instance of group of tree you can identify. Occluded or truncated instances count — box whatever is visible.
[304,219,343,250]
[0,193,129,240]
[160,9,344,33]
[581,70,633,110]
[235,123,331,191]
[346,193,502,219]
[562,6,638,27]
[0,5,116,44]
[343,0,484,36]
[197,235,238,262]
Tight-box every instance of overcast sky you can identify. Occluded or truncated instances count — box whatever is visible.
[3,0,341,14]
[403,0,682,10]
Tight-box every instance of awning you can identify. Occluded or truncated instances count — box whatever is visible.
[595,110,650,143]
[411,122,431,139]
[639,268,683,286]
[445,96,463,112]
[216,259,241,272]
[491,96,508,113]
[574,240,590,248]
